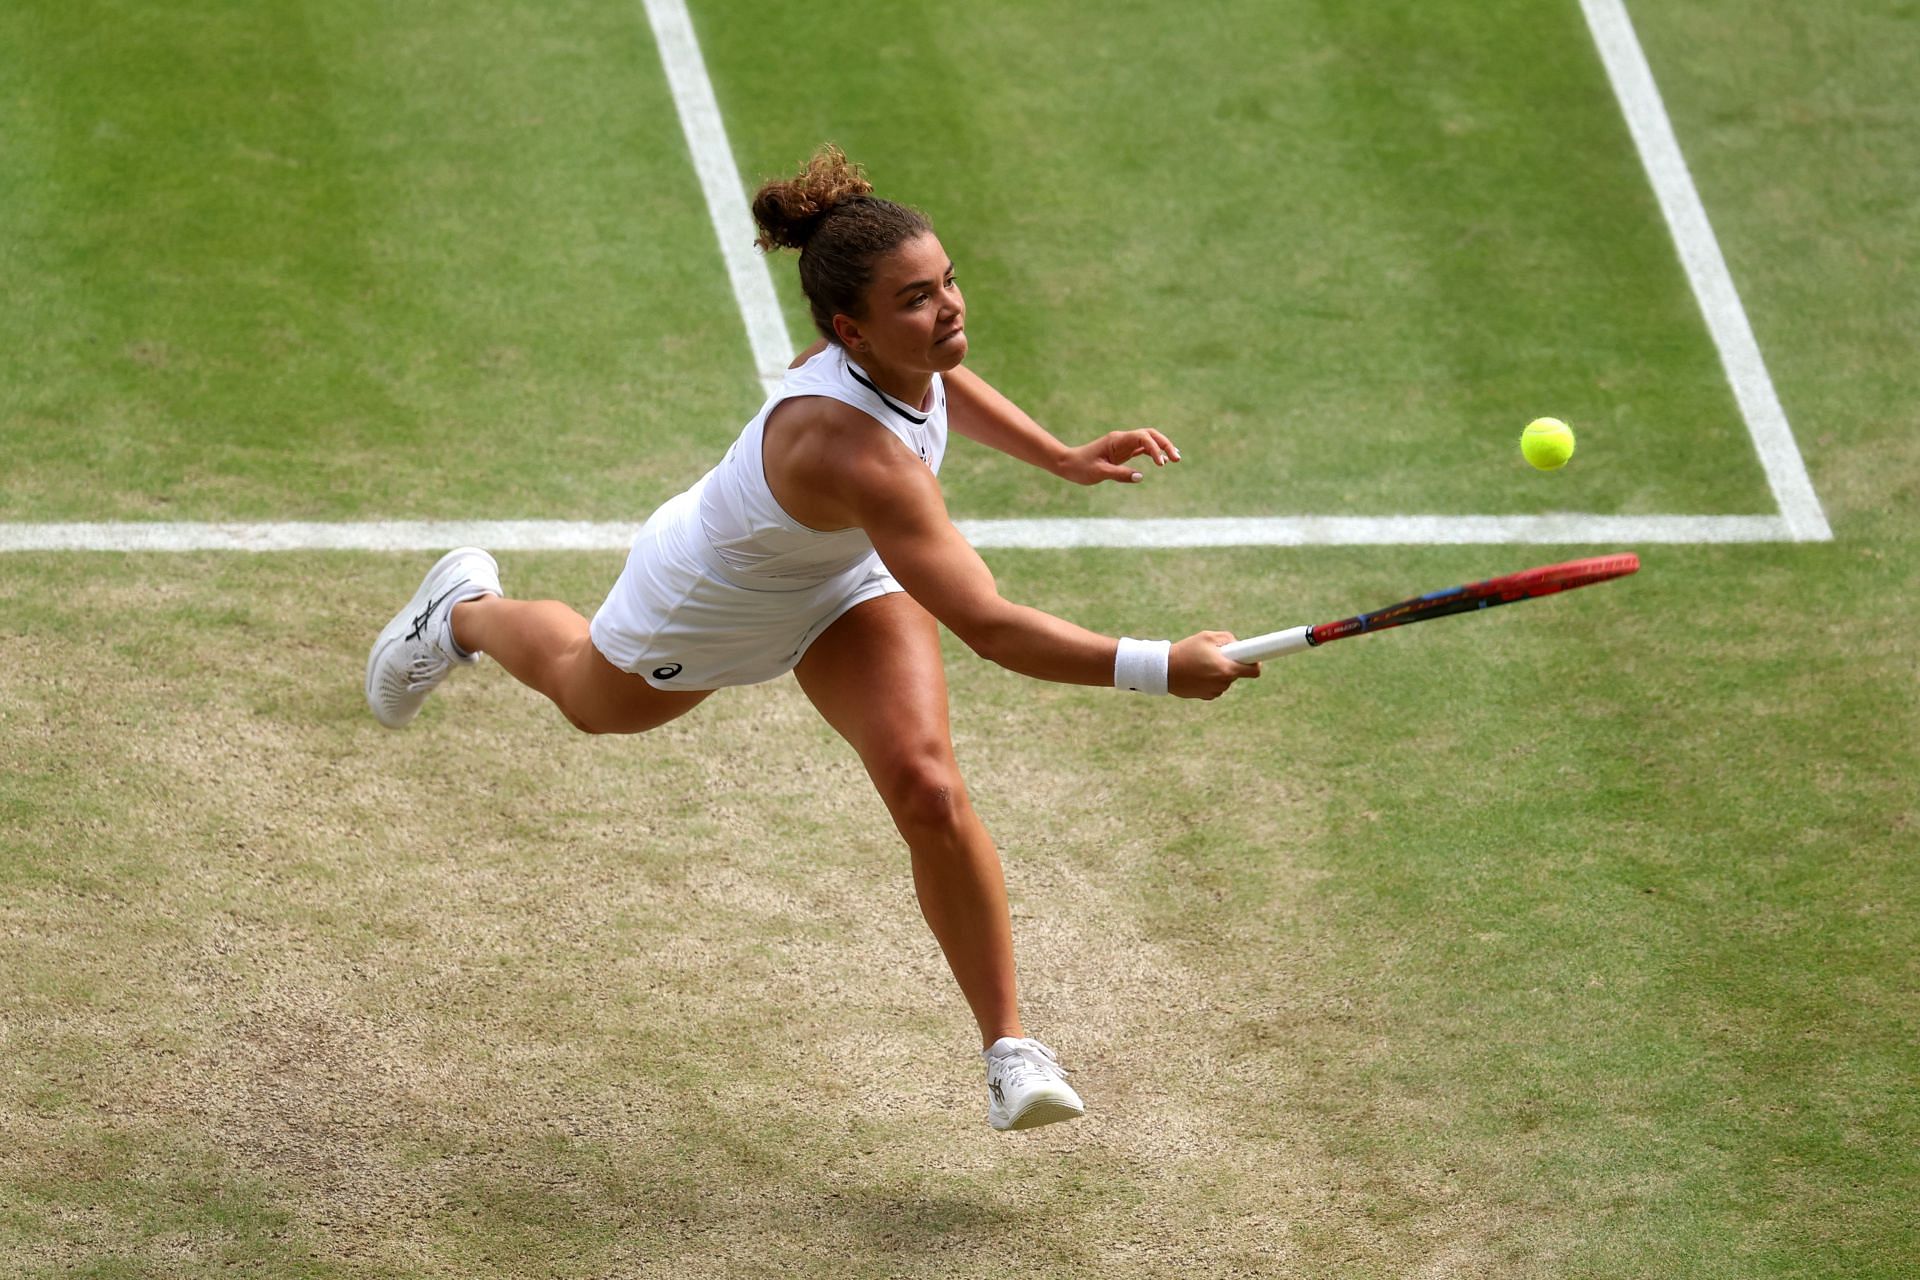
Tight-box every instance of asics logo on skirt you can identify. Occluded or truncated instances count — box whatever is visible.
[652,664,683,680]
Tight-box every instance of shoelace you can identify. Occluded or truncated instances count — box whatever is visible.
[398,577,472,690]
[988,1038,1069,1088]
[402,646,449,693]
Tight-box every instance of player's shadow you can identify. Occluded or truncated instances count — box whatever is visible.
[806,1186,1025,1261]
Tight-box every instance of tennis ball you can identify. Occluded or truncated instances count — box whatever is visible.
[1521,417,1575,470]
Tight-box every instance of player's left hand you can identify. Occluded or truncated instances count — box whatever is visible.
[1057,429,1182,486]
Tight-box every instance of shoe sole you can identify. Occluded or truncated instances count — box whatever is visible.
[998,1097,1086,1132]
[365,547,496,729]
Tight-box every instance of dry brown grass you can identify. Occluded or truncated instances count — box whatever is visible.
[0,552,1533,1278]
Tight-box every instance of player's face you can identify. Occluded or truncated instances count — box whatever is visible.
[850,233,967,374]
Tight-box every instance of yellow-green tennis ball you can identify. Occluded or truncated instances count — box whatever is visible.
[1521,417,1576,470]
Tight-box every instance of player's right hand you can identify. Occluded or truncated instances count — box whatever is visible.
[1169,632,1260,700]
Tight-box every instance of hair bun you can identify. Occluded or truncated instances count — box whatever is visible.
[751,145,875,252]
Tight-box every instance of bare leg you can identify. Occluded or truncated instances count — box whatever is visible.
[792,592,1022,1049]
[451,596,709,734]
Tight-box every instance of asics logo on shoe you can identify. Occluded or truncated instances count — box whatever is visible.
[989,1080,1005,1105]
[652,663,683,680]
[407,583,467,642]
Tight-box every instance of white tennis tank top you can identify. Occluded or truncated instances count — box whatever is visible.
[694,344,949,586]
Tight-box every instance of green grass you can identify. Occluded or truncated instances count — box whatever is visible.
[0,0,756,522]
[6,0,1783,523]
[3,0,1918,1276]
[709,0,1767,518]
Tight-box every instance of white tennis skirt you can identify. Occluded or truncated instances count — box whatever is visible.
[589,486,903,691]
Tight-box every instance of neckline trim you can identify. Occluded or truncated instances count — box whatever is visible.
[845,360,931,426]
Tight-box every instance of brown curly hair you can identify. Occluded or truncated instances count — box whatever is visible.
[751,145,934,345]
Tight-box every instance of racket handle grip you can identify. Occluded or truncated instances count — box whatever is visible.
[1221,625,1313,664]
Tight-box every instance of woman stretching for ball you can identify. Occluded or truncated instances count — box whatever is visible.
[365,145,1258,1131]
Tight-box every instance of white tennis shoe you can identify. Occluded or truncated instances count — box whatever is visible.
[365,547,501,729]
[982,1037,1085,1132]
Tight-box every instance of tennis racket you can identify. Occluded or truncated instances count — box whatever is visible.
[1220,553,1640,664]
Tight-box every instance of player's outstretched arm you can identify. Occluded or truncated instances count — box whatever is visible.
[841,435,1254,699]
[944,364,1181,486]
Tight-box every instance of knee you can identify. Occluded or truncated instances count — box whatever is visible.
[879,754,970,836]
[563,707,615,735]
[560,701,649,735]
[552,641,664,735]
[556,685,633,735]
[556,681,616,734]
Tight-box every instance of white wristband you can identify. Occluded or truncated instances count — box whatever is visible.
[1114,637,1172,695]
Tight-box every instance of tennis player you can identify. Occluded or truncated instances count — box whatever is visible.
[366,145,1259,1131]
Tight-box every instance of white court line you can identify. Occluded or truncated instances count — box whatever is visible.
[640,0,794,396]
[1579,0,1829,541]
[628,0,1823,547]
[961,514,1788,549]
[0,514,1787,552]
[0,2,1827,553]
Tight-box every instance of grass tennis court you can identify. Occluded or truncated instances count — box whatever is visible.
[3,1,1916,1276]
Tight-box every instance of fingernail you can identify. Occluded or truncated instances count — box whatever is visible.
[1131,472,1143,482]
